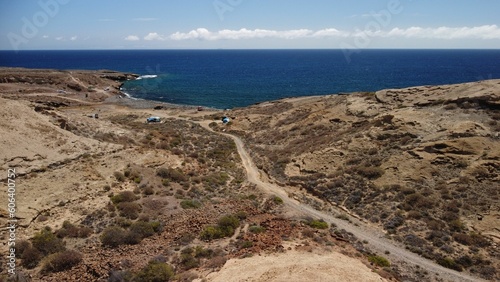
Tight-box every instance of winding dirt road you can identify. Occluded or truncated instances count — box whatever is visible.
[196,121,484,282]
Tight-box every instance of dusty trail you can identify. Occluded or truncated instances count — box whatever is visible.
[194,121,484,282]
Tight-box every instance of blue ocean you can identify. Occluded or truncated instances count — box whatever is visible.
[1,49,500,109]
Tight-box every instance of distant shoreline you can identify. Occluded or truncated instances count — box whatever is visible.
[3,49,500,109]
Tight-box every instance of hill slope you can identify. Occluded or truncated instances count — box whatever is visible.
[227,79,500,280]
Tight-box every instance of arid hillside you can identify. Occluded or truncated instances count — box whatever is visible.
[225,79,500,280]
[0,68,394,282]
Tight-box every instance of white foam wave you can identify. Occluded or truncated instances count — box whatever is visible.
[136,74,158,80]
[120,91,139,100]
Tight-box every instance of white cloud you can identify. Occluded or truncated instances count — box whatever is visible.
[170,28,315,41]
[382,25,500,40]
[144,32,165,41]
[170,25,500,41]
[125,35,140,41]
[312,28,350,38]
[42,35,49,39]
[70,36,77,41]
[55,37,64,41]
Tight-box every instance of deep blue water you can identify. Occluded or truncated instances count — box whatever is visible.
[1,49,499,109]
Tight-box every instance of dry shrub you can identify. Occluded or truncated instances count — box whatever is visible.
[111,191,137,204]
[128,221,156,239]
[453,233,490,247]
[353,165,384,179]
[180,199,201,209]
[134,261,175,281]
[157,167,188,182]
[113,171,125,182]
[56,221,93,238]
[117,202,141,219]
[32,228,65,256]
[101,226,127,248]
[21,246,42,269]
[42,250,82,273]
[437,257,463,272]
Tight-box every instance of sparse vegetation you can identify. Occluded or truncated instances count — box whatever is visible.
[180,199,202,209]
[42,250,83,273]
[307,219,328,229]
[8,72,499,281]
[113,171,125,182]
[110,190,137,204]
[249,225,266,234]
[368,255,391,267]
[32,227,66,256]
[157,167,188,183]
[101,226,127,247]
[101,220,161,248]
[56,221,92,238]
[134,260,175,282]
[224,84,500,279]
[200,214,240,241]
[438,257,463,271]
[117,202,141,219]
[272,196,284,205]
[20,244,42,269]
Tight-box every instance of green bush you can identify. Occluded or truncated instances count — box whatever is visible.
[32,228,65,256]
[194,246,214,258]
[200,215,240,241]
[180,248,199,270]
[134,261,175,282]
[42,250,82,273]
[202,172,230,187]
[180,199,202,209]
[448,219,465,231]
[150,221,162,233]
[368,255,391,267]
[272,196,284,205]
[249,225,266,234]
[438,257,463,271]
[240,240,253,249]
[235,211,247,220]
[308,219,328,229]
[218,215,240,237]
[157,167,187,182]
[200,226,224,241]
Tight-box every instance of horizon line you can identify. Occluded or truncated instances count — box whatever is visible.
[2,47,500,51]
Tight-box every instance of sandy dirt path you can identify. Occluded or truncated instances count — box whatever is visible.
[193,120,484,282]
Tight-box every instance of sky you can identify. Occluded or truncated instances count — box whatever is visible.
[1,0,500,50]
